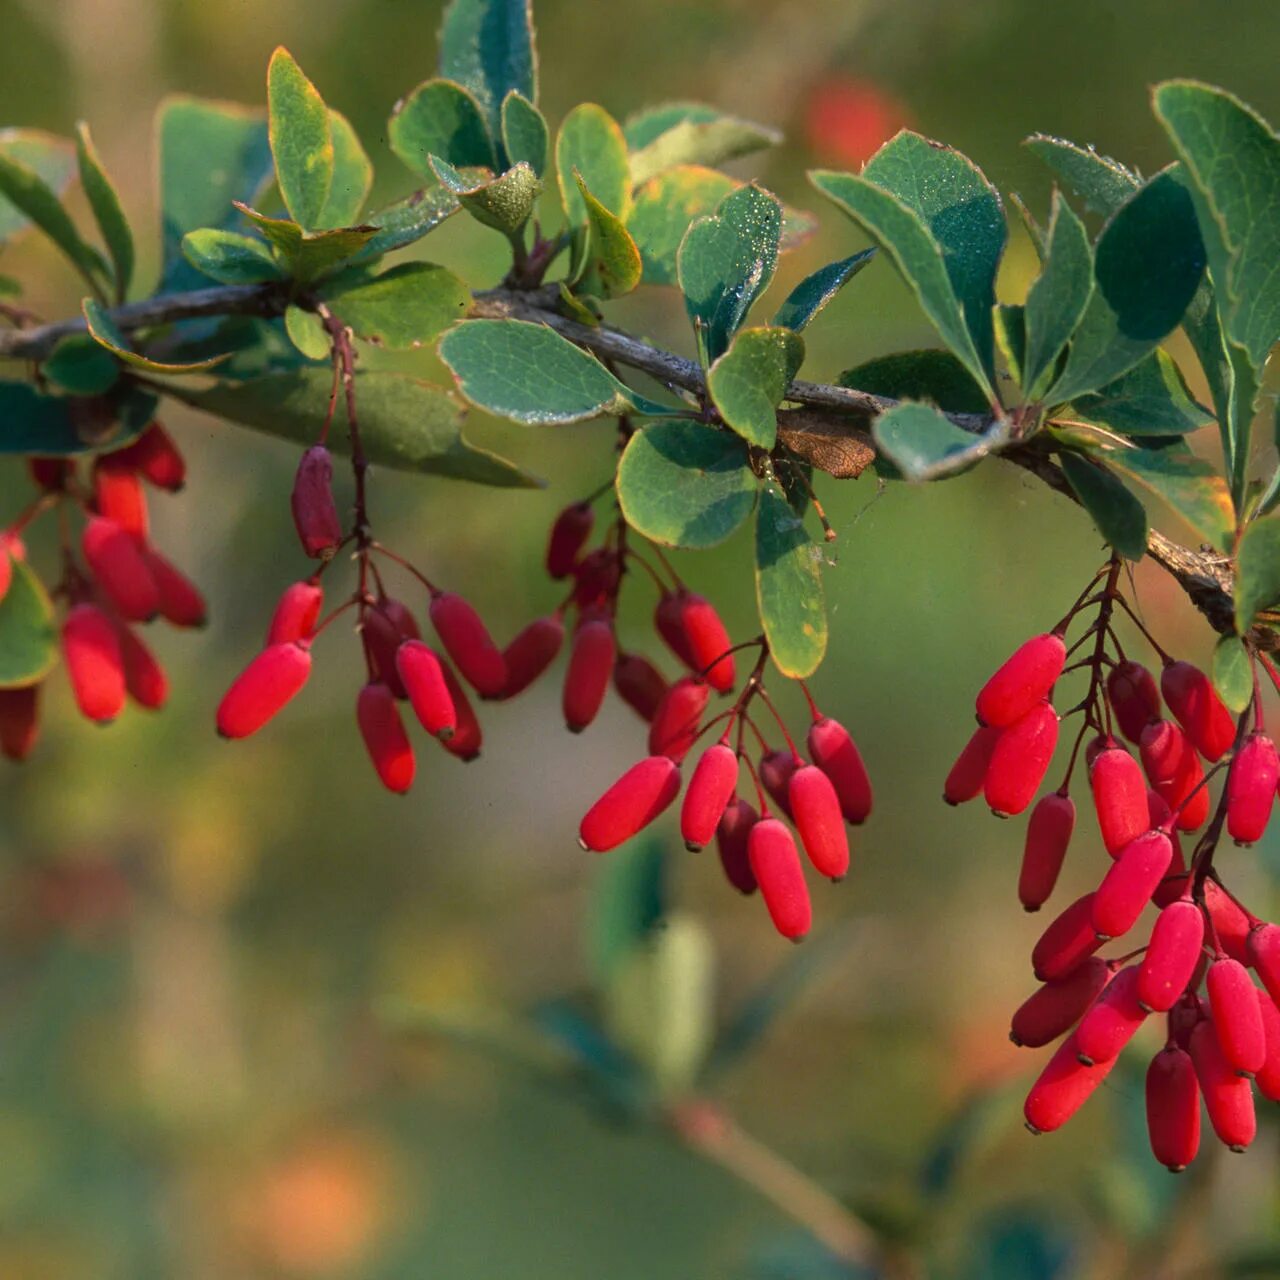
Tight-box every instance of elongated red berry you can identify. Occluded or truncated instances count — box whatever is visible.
[563,616,615,732]
[807,716,872,824]
[654,591,696,668]
[438,660,481,760]
[291,445,342,558]
[1092,828,1173,938]
[216,641,311,739]
[1207,957,1266,1076]
[655,591,735,692]
[760,749,799,819]
[62,603,125,723]
[976,632,1066,728]
[363,599,419,698]
[1139,900,1206,1012]
[146,549,206,628]
[1227,733,1278,846]
[681,742,740,851]
[81,516,159,621]
[1024,1030,1117,1134]
[1161,660,1235,762]
[1076,964,1147,1065]
[110,421,186,491]
[397,641,457,740]
[1147,1047,1201,1171]
[267,580,324,645]
[748,818,811,941]
[500,615,564,698]
[716,796,758,894]
[579,755,681,853]
[1255,990,1280,1102]
[1032,893,1106,982]
[1140,720,1208,830]
[1147,793,1188,907]
[119,625,167,709]
[613,652,668,722]
[648,676,709,762]
[984,701,1058,817]
[1248,923,1280,1007]
[943,725,1001,805]
[0,685,39,760]
[1169,993,1206,1051]
[1090,744,1149,856]
[1204,881,1253,964]
[429,591,507,699]
[93,457,148,539]
[1189,1017,1256,1151]
[546,501,594,579]
[572,548,621,608]
[1019,791,1075,912]
[789,764,850,880]
[1107,660,1162,743]
[356,682,415,793]
[1010,957,1109,1048]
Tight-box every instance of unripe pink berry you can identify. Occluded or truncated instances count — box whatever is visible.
[1107,660,1162,743]
[578,755,682,853]
[62,603,125,723]
[545,501,594,579]
[1092,828,1173,938]
[1019,791,1075,912]
[429,591,507,699]
[146,548,207,628]
[1206,957,1266,1076]
[267,580,324,645]
[648,676,709,762]
[216,641,311,739]
[942,725,1000,805]
[612,652,668,722]
[1255,989,1280,1102]
[1188,1017,1256,1151]
[1138,900,1206,1012]
[92,456,148,539]
[681,742,740,851]
[760,749,799,819]
[1090,744,1149,856]
[1076,964,1148,1065]
[984,701,1058,817]
[1226,733,1278,846]
[356,681,415,793]
[807,716,872,824]
[499,615,564,698]
[118,625,168,709]
[1032,893,1106,982]
[110,421,186,491]
[563,616,615,732]
[81,516,160,621]
[1140,719,1208,830]
[715,796,758,894]
[748,818,811,941]
[1024,1030,1117,1134]
[1010,957,1109,1048]
[0,685,40,760]
[975,632,1066,728]
[1248,923,1280,1007]
[397,641,457,740]
[1146,1047,1201,1171]
[1161,660,1236,762]
[290,445,342,558]
[438,660,481,760]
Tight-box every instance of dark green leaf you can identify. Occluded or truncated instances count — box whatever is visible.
[0,149,107,290]
[42,335,120,396]
[707,326,803,448]
[1261,402,1280,516]
[756,485,826,678]
[0,558,56,689]
[234,203,379,282]
[316,109,373,229]
[0,381,155,456]
[1048,168,1207,402]
[1062,350,1214,437]
[573,173,641,298]
[1009,192,1046,259]
[352,185,461,260]
[74,122,133,301]
[83,298,231,374]
[625,103,781,186]
[283,305,329,360]
[873,401,1004,482]
[501,90,547,176]
[616,419,756,549]
[0,129,76,244]
[1235,513,1280,631]
[267,46,334,230]
[1104,445,1234,551]
[1212,635,1253,712]
[839,349,989,413]
[1023,134,1139,217]
[556,103,630,226]
[586,836,666,984]
[1022,191,1092,396]
[994,303,1026,387]
[181,228,283,284]
[388,78,497,177]
[1059,452,1149,559]
[438,0,537,146]
[430,155,539,236]
[772,250,875,332]
[321,261,470,349]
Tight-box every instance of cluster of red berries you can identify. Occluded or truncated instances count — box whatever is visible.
[944,557,1280,1169]
[0,423,205,759]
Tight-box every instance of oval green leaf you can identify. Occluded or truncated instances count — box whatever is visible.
[182,228,283,284]
[1235,512,1280,632]
[389,78,497,178]
[317,109,373,229]
[322,261,470,349]
[707,326,804,448]
[1059,451,1149,560]
[75,121,134,301]
[755,485,827,678]
[1212,634,1254,713]
[267,47,333,231]
[0,557,57,688]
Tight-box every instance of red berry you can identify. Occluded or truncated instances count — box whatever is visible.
[804,77,910,168]
[760,749,800,820]
[1090,744,1149,856]
[267,580,324,645]
[1139,720,1208,830]
[1255,990,1280,1102]
[500,615,564,698]
[1206,957,1266,1076]
[0,685,40,760]
[1010,957,1109,1048]
[92,456,148,539]
[1018,791,1076,912]
[1024,1030,1117,1134]
[1204,880,1253,964]
[1076,964,1148,1065]
[437,659,481,760]
[1169,993,1206,1051]
[291,445,343,558]
[62,603,125,724]
[81,516,159,621]
[788,764,850,880]
[563,616,615,732]
[1161,660,1236,762]
[1188,1017,1256,1151]
[397,641,457,740]
[1032,893,1106,982]
[1084,734,1110,770]
[984,701,1058,817]
[1138,900,1206,1012]
[573,548,621,607]
[612,652,668,722]
[975,632,1066,728]
[578,755,682,853]
[0,543,12,605]
[748,818,811,941]
[1226,733,1278,846]
[715,797,758,894]
[216,641,311,739]
[118,625,168,709]
[28,457,70,491]
[681,742,740,851]
[545,501,594,579]
[807,716,872,824]
[1146,1047,1201,1171]
[356,681,415,793]
[648,676,709,763]
[655,591,735,692]
[146,549,207,628]
[654,591,696,668]
[363,599,419,698]
[1248,923,1280,1007]
[942,725,1001,805]
[1092,828,1173,938]
[429,591,507,699]
[1107,660,1162,743]
[110,421,186,491]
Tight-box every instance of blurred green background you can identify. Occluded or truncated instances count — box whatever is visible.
[2,1,1280,1277]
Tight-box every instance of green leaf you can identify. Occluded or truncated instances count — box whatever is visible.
[234,203,378,282]
[1062,350,1214,437]
[353,185,461,260]
[321,261,470,349]
[0,129,76,244]
[430,156,539,236]
[181,228,283,284]
[82,298,232,374]
[839,349,989,413]
[755,485,826,678]
[74,122,133,301]
[157,96,272,293]
[1009,192,1046,260]
[678,183,782,363]
[1059,452,1148,559]
[1235,513,1280,631]
[1212,634,1254,712]
[586,836,666,984]
[267,47,334,230]
[171,367,537,487]
[42,335,120,396]
[994,303,1026,387]
[283,305,329,360]
[388,78,497,177]
[0,380,156,455]
[617,419,757,549]
[316,109,373,229]
[629,165,735,286]
[873,401,1004,482]
[1047,169,1207,402]
[439,318,634,424]
[1023,134,1139,218]
[1022,191,1092,397]
[1104,446,1234,552]
[556,103,630,226]
[501,90,547,176]
[573,173,641,299]
[772,250,875,332]
[625,103,781,186]
[438,0,537,147]
[707,326,804,448]
[0,558,57,689]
